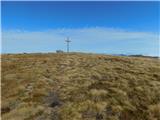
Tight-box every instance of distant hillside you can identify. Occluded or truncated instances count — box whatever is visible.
[1,53,160,120]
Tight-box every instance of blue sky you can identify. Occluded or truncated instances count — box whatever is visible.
[1,1,160,56]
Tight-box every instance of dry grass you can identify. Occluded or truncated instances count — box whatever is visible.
[1,53,160,120]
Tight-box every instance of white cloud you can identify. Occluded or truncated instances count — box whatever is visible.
[2,27,159,56]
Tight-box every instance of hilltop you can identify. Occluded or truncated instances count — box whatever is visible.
[1,53,160,120]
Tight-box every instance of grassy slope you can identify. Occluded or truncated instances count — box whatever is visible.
[1,53,160,120]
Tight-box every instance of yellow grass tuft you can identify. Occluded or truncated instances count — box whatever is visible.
[1,53,160,120]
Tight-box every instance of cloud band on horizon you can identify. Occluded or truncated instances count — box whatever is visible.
[2,27,159,56]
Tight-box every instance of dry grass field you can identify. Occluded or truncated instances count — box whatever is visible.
[1,53,160,120]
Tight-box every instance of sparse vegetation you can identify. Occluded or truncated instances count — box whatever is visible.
[1,53,160,120]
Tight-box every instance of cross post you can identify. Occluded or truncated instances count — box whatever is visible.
[65,37,71,53]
